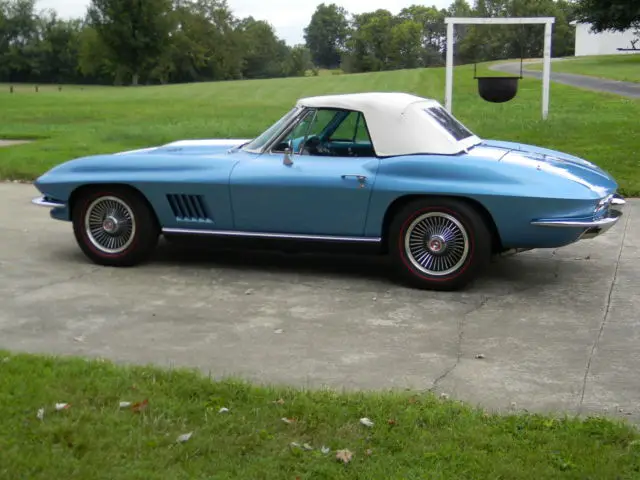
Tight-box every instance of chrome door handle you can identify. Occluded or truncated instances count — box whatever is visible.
[341,174,367,182]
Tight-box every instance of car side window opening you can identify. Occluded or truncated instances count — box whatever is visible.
[272,108,375,157]
[329,111,370,145]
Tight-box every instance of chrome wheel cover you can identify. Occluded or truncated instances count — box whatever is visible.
[84,196,136,254]
[404,212,469,276]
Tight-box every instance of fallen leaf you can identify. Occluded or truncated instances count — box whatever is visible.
[359,417,374,427]
[176,432,193,443]
[336,449,353,464]
[131,399,149,413]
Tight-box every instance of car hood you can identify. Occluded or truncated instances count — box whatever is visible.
[473,139,617,197]
[115,139,251,157]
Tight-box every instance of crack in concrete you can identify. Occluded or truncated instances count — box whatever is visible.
[11,268,100,300]
[576,209,631,416]
[428,295,490,393]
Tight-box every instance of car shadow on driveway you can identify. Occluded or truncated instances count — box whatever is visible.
[88,237,563,293]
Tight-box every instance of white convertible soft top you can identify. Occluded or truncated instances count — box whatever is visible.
[297,92,482,156]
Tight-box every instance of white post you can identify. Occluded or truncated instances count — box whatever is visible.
[542,20,553,120]
[445,21,454,113]
[444,17,555,120]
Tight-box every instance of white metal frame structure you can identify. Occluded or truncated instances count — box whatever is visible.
[444,17,555,120]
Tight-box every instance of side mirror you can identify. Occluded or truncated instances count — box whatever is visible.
[283,147,293,166]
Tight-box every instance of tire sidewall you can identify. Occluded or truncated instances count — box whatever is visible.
[390,199,491,290]
[72,188,158,266]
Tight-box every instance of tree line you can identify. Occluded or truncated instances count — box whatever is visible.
[305,0,578,72]
[0,0,637,86]
[0,0,313,85]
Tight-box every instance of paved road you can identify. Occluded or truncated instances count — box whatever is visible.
[1,182,638,423]
[491,60,640,99]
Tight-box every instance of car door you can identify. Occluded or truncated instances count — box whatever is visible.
[228,108,380,238]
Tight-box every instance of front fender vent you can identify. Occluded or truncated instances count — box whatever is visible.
[167,194,213,223]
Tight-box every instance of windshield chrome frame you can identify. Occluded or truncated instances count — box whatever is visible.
[241,105,307,154]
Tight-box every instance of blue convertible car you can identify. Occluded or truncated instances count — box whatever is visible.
[32,92,625,290]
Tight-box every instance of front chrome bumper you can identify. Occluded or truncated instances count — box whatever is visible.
[32,196,65,208]
[530,193,626,240]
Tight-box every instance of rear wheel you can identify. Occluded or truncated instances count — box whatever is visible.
[388,197,492,290]
[71,187,159,266]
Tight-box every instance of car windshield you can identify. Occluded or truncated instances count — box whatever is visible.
[422,105,473,141]
[242,107,301,152]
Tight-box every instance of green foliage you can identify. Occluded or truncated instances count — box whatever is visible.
[0,0,578,85]
[0,0,309,85]
[573,0,639,32]
[303,3,349,69]
[87,0,175,85]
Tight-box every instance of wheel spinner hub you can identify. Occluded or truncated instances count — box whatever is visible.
[427,234,447,254]
[404,212,470,277]
[102,215,120,234]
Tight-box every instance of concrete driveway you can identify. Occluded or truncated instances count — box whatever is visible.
[1,182,638,423]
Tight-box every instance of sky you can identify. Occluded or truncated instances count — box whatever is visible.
[35,0,451,46]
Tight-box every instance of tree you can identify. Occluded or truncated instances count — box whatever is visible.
[237,17,290,79]
[286,45,313,76]
[573,0,639,32]
[303,3,349,69]
[87,0,175,85]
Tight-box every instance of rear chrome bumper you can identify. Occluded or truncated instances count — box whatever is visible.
[32,196,65,208]
[530,194,626,240]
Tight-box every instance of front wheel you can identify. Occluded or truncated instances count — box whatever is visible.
[72,187,160,267]
[388,198,492,291]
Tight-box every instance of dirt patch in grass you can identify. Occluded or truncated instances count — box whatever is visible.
[0,139,32,147]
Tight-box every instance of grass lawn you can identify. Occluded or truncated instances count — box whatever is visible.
[1,61,639,195]
[1,350,639,479]
[528,54,640,83]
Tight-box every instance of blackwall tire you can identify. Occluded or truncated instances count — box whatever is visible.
[388,197,492,291]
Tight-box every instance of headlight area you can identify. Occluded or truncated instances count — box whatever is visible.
[593,192,626,219]
[530,192,625,241]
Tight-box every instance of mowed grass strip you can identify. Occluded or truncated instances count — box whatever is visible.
[528,54,640,83]
[0,62,639,195]
[0,350,639,480]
